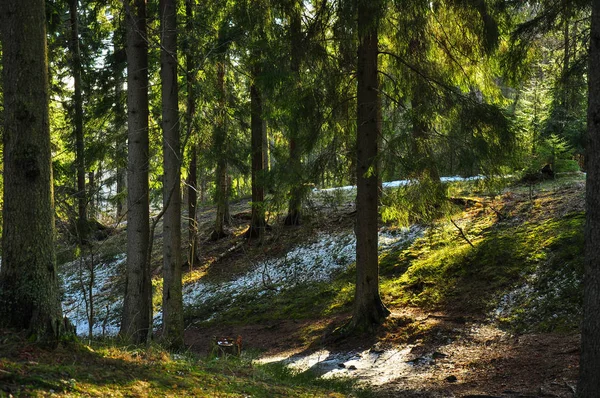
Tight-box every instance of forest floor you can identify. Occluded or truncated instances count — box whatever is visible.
[180,174,584,397]
[0,174,586,397]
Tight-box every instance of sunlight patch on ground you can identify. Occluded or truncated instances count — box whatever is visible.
[257,345,427,386]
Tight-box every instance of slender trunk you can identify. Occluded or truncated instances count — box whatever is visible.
[120,0,152,345]
[350,0,389,332]
[248,62,266,239]
[212,60,229,240]
[88,171,95,219]
[69,0,87,242]
[160,0,183,348]
[187,147,198,261]
[562,7,570,113]
[185,0,199,265]
[0,0,64,339]
[578,0,600,394]
[285,4,303,226]
[114,22,128,221]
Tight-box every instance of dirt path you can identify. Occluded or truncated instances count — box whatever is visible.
[185,309,579,397]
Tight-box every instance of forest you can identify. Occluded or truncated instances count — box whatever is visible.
[1,0,600,396]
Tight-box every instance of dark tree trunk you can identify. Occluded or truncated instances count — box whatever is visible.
[0,0,64,340]
[212,60,229,240]
[247,64,267,239]
[185,0,199,266]
[69,0,87,242]
[160,0,183,348]
[187,146,198,261]
[114,20,128,222]
[285,3,303,226]
[120,0,152,345]
[349,0,389,332]
[578,0,600,394]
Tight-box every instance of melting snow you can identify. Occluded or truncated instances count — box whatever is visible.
[59,226,423,337]
[257,346,418,386]
[61,254,126,337]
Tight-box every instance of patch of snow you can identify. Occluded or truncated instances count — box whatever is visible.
[184,226,424,316]
[258,345,426,386]
[314,176,485,193]
[61,254,125,337]
[60,225,424,337]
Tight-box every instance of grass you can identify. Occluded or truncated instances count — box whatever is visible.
[16,174,585,396]
[0,333,365,397]
[188,175,585,335]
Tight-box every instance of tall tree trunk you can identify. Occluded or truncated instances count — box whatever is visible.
[69,0,87,242]
[185,0,199,266]
[285,3,303,226]
[0,0,64,339]
[187,147,198,259]
[247,61,267,239]
[120,0,152,345]
[160,0,183,348]
[212,60,229,240]
[578,0,600,394]
[349,0,389,332]
[114,20,128,222]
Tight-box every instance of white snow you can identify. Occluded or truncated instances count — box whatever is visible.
[315,176,485,192]
[61,253,126,337]
[182,226,423,314]
[59,226,423,337]
[258,346,417,385]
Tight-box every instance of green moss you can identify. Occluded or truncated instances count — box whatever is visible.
[0,338,362,397]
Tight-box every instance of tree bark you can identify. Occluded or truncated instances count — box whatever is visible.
[114,19,128,222]
[120,0,152,345]
[0,0,64,340]
[212,60,229,240]
[160,0,184,348]
[578,0,600,393]
[350,0,389,332]
[185,0,199,265]
[69,0,87,242]
[285,2,303,226]
[247,61,267,239]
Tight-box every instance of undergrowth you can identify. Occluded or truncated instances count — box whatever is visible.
[0,333,364,397]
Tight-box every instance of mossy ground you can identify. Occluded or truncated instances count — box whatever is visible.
[4,174,585,396]
[0,330,365,397]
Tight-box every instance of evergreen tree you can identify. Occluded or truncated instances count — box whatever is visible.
[68,0,88,242]
[160,0,184,348]
[0,0,64,339]
[350,0,390,331]
[120,0,152,345]
[578,0,600,393]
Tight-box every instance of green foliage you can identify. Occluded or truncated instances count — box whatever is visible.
[0,338,360,397]
[381,177,456,227]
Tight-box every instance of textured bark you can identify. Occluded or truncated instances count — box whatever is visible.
[0,0,64,339]
[185,0,199,265]
[120,0,152,345]
[285,3,303,226]
[212,60,229,241]
[578,0,600,394]
[69,0,87,242]
[248,66,267,239]
[160,0,184,348]
[114,21,128,221]
[350,0,389,332]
